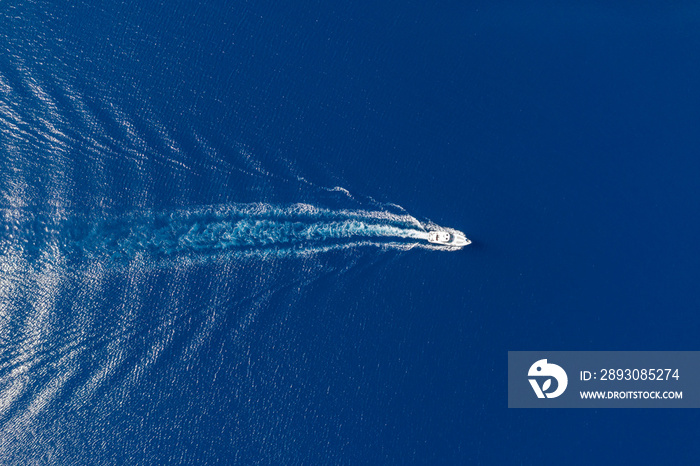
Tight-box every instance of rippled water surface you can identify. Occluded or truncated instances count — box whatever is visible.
[1,2,478,463]
[3,1,700,464]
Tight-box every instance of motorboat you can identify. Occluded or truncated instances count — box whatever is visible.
[427,230,471,247]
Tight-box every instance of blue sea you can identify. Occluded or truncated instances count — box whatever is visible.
[2,1,700,464]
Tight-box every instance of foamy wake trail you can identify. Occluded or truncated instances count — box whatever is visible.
[0,203,465,265]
